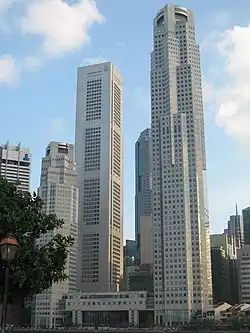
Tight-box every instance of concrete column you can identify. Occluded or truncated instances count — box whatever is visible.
[77,310,83,325]
[49,311,53,328]
[72,310,76,325]
[134,310,139,326]
[128,309,133,325]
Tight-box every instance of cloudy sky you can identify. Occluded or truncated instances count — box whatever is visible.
[1,0,250,240]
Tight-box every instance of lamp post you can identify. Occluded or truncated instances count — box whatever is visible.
[0,236,19,333]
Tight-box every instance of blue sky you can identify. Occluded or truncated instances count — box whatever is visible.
[1,0,250,241]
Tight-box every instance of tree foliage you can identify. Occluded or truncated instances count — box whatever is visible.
[0,177,73,301]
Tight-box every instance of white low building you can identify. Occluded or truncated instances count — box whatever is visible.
[32,291,152,328]
[32,293,65,328]
[213,302,232,322]
[65,291,149,327]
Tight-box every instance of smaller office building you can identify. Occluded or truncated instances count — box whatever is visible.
[32,291,154,328]
[239,245,250,303]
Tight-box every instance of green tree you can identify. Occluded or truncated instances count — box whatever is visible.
[0,177,73,324]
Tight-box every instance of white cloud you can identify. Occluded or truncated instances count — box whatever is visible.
[50,117,65,133]
[81,56,107,66]
[0,0,25,15]
[0,0,104,86]
[203,25,250,147]
[22,55,43,70]
[0,55,20,85]
[0,0,10,12]
[20,0,104,57]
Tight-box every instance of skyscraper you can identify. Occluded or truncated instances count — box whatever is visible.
[211,234,240,305]
[75,62,123,292]
[135,128,152,263]
[37,142,78,294]
[211,246,229,305]
[34,142,78,328]
[242,207,250,244]
[151,5,212,324]
[0,142,31,191]
[239,245,250,303]
[227,205,244,246]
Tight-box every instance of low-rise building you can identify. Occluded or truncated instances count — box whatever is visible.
[32,291,154,328]
[31,293,65,328]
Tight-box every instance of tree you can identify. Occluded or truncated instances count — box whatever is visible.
[0,177,73,324]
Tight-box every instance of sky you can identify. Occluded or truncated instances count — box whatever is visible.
[1,0,250,241]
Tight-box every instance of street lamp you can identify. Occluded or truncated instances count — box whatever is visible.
[0,236,19,333]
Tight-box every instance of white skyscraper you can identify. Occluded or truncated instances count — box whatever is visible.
[75,62,123,292]
[34,142,78,328]
[37,142,78,294]
[0,142,31,191]
[151,5,212,324]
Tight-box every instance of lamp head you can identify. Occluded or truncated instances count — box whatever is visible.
[0,236,19,262]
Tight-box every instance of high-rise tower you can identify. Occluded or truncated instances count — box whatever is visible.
[75,62,123,292]
[227,204,244,246]
[243,207,250,244]
[151,5,212,324]
[37,142,78,294]
[34,142,78,328]
[0,142,31,191]
[135,128,152,263]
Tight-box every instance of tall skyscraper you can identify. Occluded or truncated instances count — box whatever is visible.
[140,216,153,266]
[242,207,250,244]
[227,205,244,246]
[239,245,250,303]
[135,128,152,263]
[151,5,212,324]
[211,233,240,259]
[75,62,123,292]
[211,246,229,305]
[37,142,78,294]
[34,142,79,328]
[0,142,31,191]
[211,233,240,305]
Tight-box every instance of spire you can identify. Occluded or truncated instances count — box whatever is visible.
[236,203,238,217]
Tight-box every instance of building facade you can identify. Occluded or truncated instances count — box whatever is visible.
[242,207,250,244]
[227,206,244,246]
[75,62,123,292]
[34,142,79,327]
[211,233,240,305]
[0,142,31,191]
[211,246,230,305]
[211,233,240,259]
[121,240,136,291]
[33,291,154,328]
[123,239,136,267]
[239,245,250,304]
[129,264,154,294]
[140,216,153,265]
[151,5,213,324]
[37,142,78,294]
[65,291,150,327]
[135,129,152,263]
